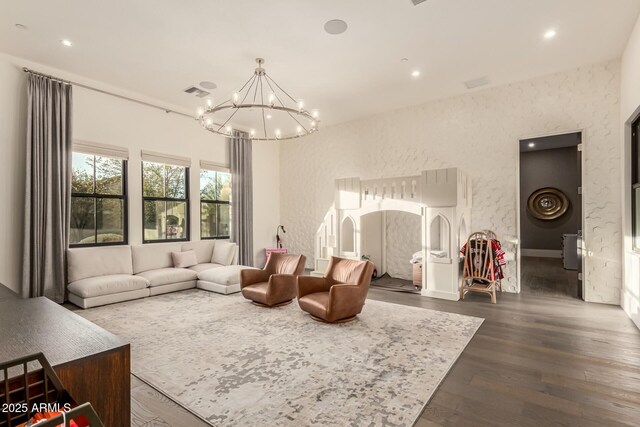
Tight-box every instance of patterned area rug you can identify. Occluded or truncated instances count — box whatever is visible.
[78,289,483,426]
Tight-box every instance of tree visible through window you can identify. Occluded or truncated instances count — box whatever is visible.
[71,153,127,246]
[143,161,189,242]
[200,169,231,239]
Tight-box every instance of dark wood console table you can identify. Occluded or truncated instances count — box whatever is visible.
[0,297,130,426]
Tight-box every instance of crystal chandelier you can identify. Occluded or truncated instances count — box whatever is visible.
[197,58,319,141]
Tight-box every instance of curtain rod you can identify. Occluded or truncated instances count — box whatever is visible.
[22,67,194,119]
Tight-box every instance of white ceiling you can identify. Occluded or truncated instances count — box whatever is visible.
[1,0,639,131]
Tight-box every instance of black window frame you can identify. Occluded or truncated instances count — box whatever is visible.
[200,169,231,240]
[142,161,190,244]
[633,116,640,251]
[69,154,129,248]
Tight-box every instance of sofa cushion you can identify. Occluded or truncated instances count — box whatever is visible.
[68,274,149,298]
[181,241,215,264]
[188,263,224,273]
[198,265,257,286]
[212,241,236,266]
[67,246,133,283]
[136,268,198,287]
[172,250,198,268]
[132,243,183,273]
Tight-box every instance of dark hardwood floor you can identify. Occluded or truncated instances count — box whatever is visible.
[127,288,640,426]
[521,256,579,298]
[367,289,640,427]
[131,376,208,426]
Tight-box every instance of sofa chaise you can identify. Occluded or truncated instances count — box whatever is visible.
[67,240,254,309]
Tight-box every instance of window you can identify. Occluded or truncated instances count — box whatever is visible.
[70,153,127,246]
[200,169,231,239]
[633,116,640,250]
[143,161,189,242]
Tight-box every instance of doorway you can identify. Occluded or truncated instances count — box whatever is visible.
[518,132,583,299]
[360,210,422,294]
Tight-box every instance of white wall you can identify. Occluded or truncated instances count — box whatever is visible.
[0,56,27,294]
[74,85,279,268]
[0,52,279,294]
[281,60,622,304]
[621,15,640,329]
[252,141,281,267]
[385,211,421,281]
[73,85,228,246]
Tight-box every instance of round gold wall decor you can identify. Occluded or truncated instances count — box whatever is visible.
[527,187,569,221]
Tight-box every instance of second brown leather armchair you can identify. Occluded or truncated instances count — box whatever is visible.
[240,253,306,307]
[297,256,374,323]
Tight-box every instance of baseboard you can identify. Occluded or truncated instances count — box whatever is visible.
[622,287,640,331]
[521,249,562,258]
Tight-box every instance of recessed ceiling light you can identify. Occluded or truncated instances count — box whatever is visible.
[401,58,409,62]
[528,142,535,148]
[200,81,217,90]
[60,39,73,47]
[544,29,557,40]
[411,70,421,78]
[266,114,272,119]
[324,19,348,35]
[14,23,27,30]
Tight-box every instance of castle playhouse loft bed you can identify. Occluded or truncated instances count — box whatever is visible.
[312,168,472,301]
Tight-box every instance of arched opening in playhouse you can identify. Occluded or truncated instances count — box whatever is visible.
[359,209,422,293]
[312,168,472,301]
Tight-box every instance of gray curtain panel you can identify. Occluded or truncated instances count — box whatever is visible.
[22,73,73,302]
[230,130,254,266]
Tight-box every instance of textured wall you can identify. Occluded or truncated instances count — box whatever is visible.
[280,60,621,304]
[385,211,421,280]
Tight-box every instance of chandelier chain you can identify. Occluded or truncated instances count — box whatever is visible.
[264,77,308,133]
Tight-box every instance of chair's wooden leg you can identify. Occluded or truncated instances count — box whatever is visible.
[491,286,497,304]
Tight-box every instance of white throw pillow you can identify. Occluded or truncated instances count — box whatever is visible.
[172,250,198,268]
[212,241,236,266]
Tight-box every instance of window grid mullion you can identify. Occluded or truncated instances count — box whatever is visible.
[70,156,127,248]
[200,168,231,239]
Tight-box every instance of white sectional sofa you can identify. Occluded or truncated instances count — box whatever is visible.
[67,240,247,309]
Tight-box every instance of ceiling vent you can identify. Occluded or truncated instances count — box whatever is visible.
[184,86,210,98]
[464,77,490,90]
[411,0,428,5]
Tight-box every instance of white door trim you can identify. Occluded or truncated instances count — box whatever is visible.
[515,129,586,299]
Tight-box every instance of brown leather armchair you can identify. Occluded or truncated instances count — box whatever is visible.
[240,253,306,307]
[297,256,374,323]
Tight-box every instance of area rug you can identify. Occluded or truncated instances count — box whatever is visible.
[78,290,483,426]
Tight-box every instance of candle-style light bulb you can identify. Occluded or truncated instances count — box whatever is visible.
[206,99,213,107]
[275,129,281,138]
[226,125,233,134]
[296,125,302,134]
[312,110,319,119]
[232,92,239,105]
[297,100,304,111]
[250,129,256,138]
[205,118,213,126]
[197,108,204,117]
[268,93,275,106]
